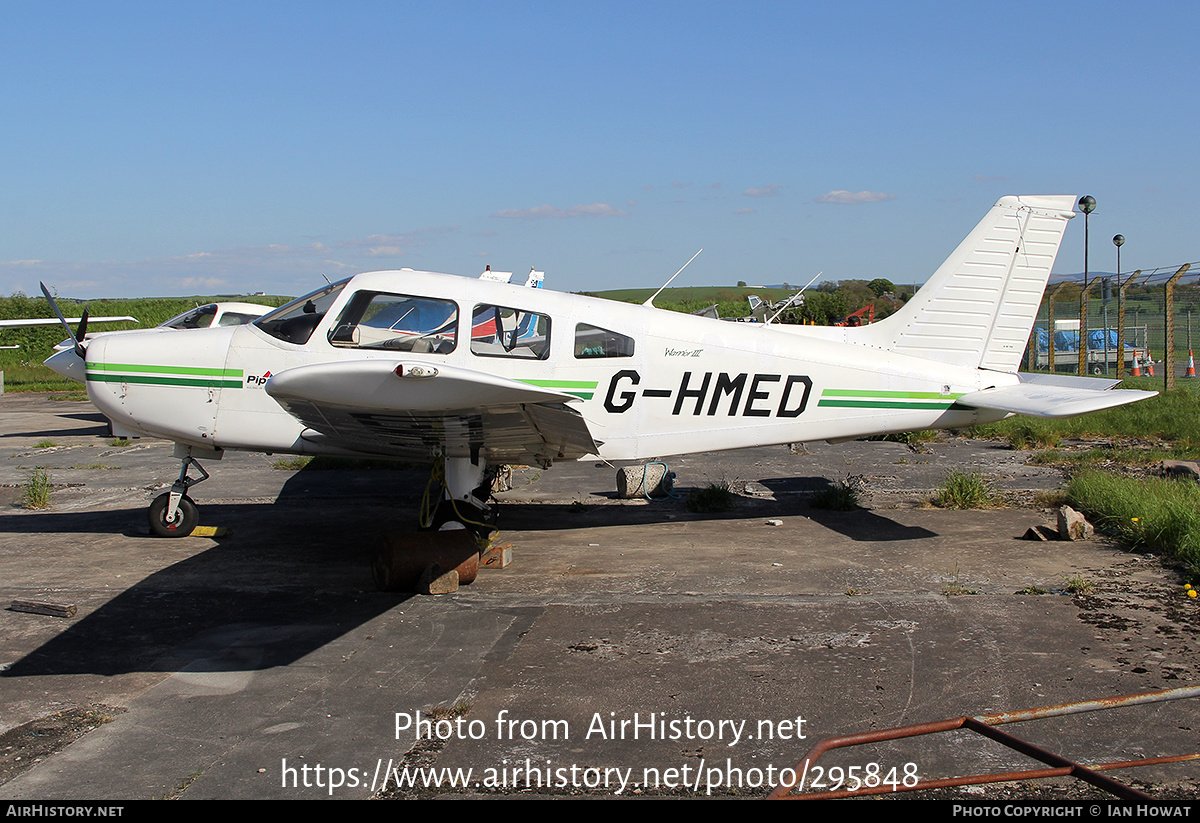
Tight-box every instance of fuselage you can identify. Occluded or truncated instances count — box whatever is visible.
[80,269,1015,464]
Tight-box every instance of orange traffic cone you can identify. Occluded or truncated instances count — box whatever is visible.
[1146,351,1156,377]
[1131,352,1142,377]
[1187,350,1197,378]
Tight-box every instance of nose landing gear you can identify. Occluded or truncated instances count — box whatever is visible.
[148,452,210,537]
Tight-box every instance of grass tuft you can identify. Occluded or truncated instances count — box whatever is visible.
[1063,575,1095,595]
[685,481,736,513]
[271,456,313,471]
[932,470,995,509]
[22,467,52,509]
[866,430,938,450]
[1000,421,1061,450]
[942,565,978,595]
[810,475,865,511]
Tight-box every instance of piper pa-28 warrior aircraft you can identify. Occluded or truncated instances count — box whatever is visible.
[43,195,1156,537]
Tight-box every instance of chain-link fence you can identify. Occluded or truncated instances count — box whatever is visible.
[1024,262,1200,390]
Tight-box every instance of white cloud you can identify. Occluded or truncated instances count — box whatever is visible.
[743,184,782,197]
[491,203,628,220]
[338,226,456,254]
[734,207,756,215]
[0,225,461,297]
[813,190,896,205]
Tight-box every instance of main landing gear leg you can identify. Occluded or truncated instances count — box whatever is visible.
[149,453,210,537]
[428,455,499,540]
[377,455,496,592]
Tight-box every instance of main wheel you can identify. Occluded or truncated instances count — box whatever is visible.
[148,492,199,537]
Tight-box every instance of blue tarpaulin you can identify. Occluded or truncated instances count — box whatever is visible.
[1034,328,1128,352]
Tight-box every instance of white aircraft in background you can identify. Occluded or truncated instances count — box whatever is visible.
[0,313,137,349]
[42,195,1155,538]
[155,302,272,331]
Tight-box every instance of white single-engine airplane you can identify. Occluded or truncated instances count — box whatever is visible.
[42,195,1155,537]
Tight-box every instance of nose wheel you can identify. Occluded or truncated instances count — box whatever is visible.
[148,454,209,537]
[149,492,199,537]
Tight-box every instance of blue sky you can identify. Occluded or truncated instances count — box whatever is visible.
[2,2,1198,298]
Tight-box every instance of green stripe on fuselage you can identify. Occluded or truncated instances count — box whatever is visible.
[821,389,964,399]
[519,379,599,389]
[86,373,242,389]
[818,387,967,411]
[88,362,242,377]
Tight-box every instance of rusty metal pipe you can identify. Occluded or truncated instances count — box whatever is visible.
[769,685,1198,801]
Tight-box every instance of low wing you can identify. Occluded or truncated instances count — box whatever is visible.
[0,316,136,328]
[958,373,1157,418]
[265,360,599,464]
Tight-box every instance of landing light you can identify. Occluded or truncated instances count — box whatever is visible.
[395,364,438,379]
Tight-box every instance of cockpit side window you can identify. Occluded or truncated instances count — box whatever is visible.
[574,323,634,358]
[328,292,458,353]
[470,304,550,359]
[255,281,348,345]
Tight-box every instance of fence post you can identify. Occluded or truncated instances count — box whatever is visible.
[1117,270,1142,379]
[1164,264,1190,392]
[1047,281,1072,373]
[1079,278,1099,375]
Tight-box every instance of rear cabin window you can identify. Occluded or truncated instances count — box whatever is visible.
[574,323,634,358]
[470,304,551,359]
[328,292,458,353]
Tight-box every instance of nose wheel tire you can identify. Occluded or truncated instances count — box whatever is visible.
[149,493,199,537]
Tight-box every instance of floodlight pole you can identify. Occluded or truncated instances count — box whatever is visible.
[1077,196,1096,375]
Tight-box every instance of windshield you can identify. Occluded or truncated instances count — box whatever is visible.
[254,279,350,345]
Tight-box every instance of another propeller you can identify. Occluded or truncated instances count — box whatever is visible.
[39,282,88,358]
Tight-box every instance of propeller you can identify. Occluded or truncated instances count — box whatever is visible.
[39,282,88,358]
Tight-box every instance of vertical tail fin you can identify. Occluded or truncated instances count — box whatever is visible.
[863,195,1076,373]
